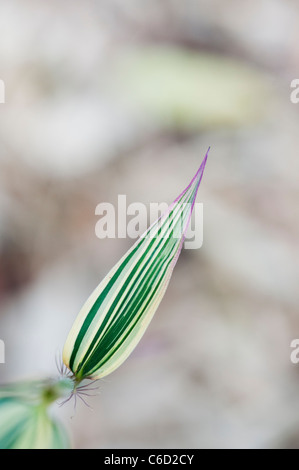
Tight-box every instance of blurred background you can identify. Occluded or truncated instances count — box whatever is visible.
[0,0,299,449]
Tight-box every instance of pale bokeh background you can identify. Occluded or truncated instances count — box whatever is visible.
[0,0,299,449]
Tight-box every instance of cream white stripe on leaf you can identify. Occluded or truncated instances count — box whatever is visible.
[63,151,209,381]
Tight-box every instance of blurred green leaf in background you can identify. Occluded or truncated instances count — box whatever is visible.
[112,47,270,132]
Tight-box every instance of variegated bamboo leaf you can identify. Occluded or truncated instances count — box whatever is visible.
[63,151,209,381]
